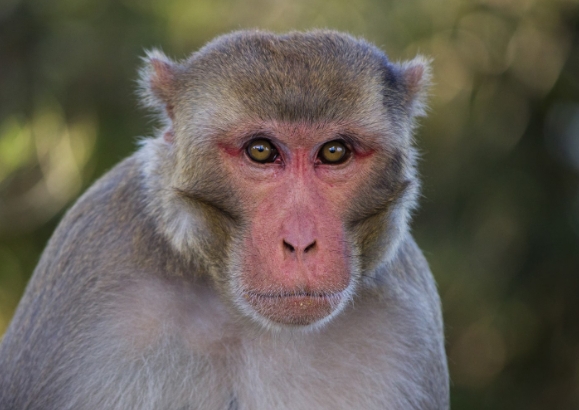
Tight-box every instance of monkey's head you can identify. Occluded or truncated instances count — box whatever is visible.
[139,31,430,330]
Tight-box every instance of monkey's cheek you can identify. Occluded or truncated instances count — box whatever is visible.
[244,294,340,326]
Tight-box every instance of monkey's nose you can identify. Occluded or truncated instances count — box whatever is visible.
[282,239,317,256]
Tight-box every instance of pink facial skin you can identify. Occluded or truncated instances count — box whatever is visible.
[219,121,378,326]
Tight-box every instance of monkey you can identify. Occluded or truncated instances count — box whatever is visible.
[0,30,449,409]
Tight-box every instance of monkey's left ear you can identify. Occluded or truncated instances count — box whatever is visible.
[398,56,432,117]
[139,49,179,118]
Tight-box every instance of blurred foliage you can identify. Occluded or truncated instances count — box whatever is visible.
[1,0,579,408]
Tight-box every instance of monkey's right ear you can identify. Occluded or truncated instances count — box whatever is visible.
[139,49,178,117]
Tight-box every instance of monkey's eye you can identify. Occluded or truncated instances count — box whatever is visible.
[246,139,278,163]
[318,141,348,164]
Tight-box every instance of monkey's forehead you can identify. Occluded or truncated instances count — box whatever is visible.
[193,30,387,69]
[174,30,407,124]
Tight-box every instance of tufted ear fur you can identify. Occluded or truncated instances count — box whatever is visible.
[139,49,180,142]
[398,56,432,117]
[138,49,178,119]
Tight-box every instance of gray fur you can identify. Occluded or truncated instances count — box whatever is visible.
[0,30,448,409]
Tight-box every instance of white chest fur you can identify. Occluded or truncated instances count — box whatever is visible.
[63,277,430,410]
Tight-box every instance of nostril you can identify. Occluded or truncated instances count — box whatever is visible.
[283,240,295,253]
[304,241,316,253]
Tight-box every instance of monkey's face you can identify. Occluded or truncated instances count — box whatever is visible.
[214,120,389,328]
[142,31,426,329]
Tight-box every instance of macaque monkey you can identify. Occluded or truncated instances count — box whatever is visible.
[0,30,449,409]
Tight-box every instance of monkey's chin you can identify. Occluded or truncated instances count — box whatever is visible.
[243,292,345,327]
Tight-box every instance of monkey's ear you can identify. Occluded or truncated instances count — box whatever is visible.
[398,56,432,117]
[139,49,178,117]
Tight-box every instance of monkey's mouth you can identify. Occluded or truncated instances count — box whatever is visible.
[243,291,344,326]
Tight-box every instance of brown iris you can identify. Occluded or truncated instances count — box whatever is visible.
[319,141,348,164]
[247,139,278,163]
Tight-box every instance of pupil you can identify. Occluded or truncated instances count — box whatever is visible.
[257,146,264,152]
[329,146,336,153]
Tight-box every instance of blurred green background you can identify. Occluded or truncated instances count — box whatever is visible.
[1,0,578,408]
